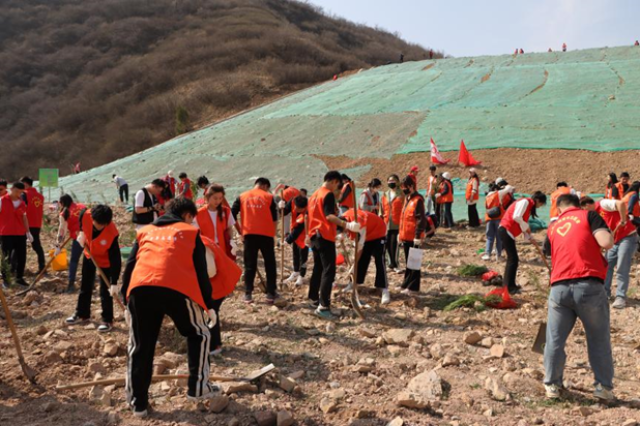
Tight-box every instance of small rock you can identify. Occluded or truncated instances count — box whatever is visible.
[484,377,510,401]
[483,408,494,417]
[254,410,277,426]
[44,350,63,364]
[290,370,305,380]
[358,327,377,338]
[277,410,294,426]
[479,337,493,348]
[228,418,240,426]
[429,343,445,360]
[442,354,460,367]
[387,345,402,356]
[88,386,111,406]
[407,369,443,401]
[575,406,592,417]
[320,397,338,414]
[274,298,288,308]
[36,325,49,336]
[209,395,229,413]
[490,344,505,358]
[387,417,404,426]
[105,411,120,425]
[464,332,482,345]
[279,376,296,393]
[396,391,429,409]
[103,342,119,357]
[41,401,57,413]
[222,382,258,394]
[382,329,415,346]
[88,362,107,374]
[327,388,345,400]
[622,420,638,426]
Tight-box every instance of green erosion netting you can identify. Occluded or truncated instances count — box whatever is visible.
[58,46,640,202]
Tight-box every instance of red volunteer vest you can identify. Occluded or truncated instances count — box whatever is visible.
[548,208,608,285]
[196,205,232,257]
[82,211,119,269]
[500,198,534,238]
[128,222,207,309]
[308,186,337,242]
[399,193,425,242]
[343,209,387,242]
[65,203,86,239]
[381,193,403,225]
[339,185,354,208]
[0,195,27,236]
[595,201,636,244]
[201,236,240,300]
[24,187,44,229]
[178,179,193,200]
[550,187,572,219]
[239,189,275,237]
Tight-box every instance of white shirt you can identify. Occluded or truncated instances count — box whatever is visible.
[0,197,23,212]
[193,208,236,244]
[507,198,531,238]
[466,178,479,205]
[114,176,127,187]
[598,199,635,239]
[135,189,158,223]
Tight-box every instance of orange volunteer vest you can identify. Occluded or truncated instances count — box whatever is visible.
[82,211,119,269]
[239,189,275,237]
[465,177,479,202]
[437,180,453,204]
[381,192,403,226]
[308,186,337,242]
[399,193,425,242]
[201,236,240,300]
[550,187,572,219]
[196,205,232,256]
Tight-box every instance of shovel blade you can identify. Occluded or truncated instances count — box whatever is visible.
[245,363,275,381]
[532,322,547,355]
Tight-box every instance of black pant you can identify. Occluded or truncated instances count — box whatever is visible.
[243,234,277,296]
[292,244,308,277]
[126,286,211,411]
[401,241,421,291]
[442,202,454,228]
[209,297,224,351]
[499,227,519,290]
[29,227,45,271]
[356,237,388,289]
[386,229,399,269]
[75,258,114,322]
[1,235,26,281]
[309,235,336,308]
[468,204,480,228]
[119,184,129,203]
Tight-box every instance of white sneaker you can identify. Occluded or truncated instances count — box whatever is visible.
[284,272,299,284]
[612,297,626,309]
[342,282,353,293]
[187,384,221,402]
[295,276,305,286]
[544,384,561,399]
[132,408,148,418]
[481,254,491,261]
[381,289,391,305]
[393,268,402,274]
[593,384,615,402]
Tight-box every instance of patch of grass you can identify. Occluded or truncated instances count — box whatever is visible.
[443,294,502,312]
[425,294,460,311]
[457,264,489,277]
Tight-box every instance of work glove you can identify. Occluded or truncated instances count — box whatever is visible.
[278,200,286,209]
[336,233,344,242]
[207,308,217,327]
[413,239,423,247]
[26,232,34,244]
[205,247,217,278]
[76,232,86,248]
[109,284,119,299]
[346,222,361,233]
[54,245,61,257]
[230,240,238,256]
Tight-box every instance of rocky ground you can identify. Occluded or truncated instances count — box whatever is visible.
[1,207,640,426]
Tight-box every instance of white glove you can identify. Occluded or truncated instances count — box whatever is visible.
[336,233,344,241]
[413,239,423,247]
[109,285,119,298]
[54,245,61,257]
[26,232,34,244]
[346,222,361,233]
[230,240,238,256]
[207,309,217,326]
[278,200,286,209]
[205,247,217,278]
[76,232,86,248]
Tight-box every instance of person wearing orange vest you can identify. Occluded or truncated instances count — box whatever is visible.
[381,174,403,272]
[482,183,515,261]
[55,194,86,292]
[194,184,238,261]
[337,174,354,214]
[284,195,309,287]
[604,173,623,200]
[65,205,121,333]
[0,182,31,288]
[436,172,454,228]
[20,176,46,273]
[544,193,614,402]
[231,177,279,304]
[359,178,382,214]
[121,198,219,417]
[341,208,391,304]
[582,188,640,309]
[308,171,360,319]
[499,191,547,294]
[275,183,301,239]
[398,176,432,294]
[619,172,631,194]
[465,168,480,228]
[408,166,419,189]
[178,172,194,200]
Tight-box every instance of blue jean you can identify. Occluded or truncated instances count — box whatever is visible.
[68,240,83,287]
[544,279,614,390]
[604,233,637,298]
[485,219,502,256]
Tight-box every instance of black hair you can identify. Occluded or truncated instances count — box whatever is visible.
[620,172,630,178]
[12,182,25,190]
[580,196,595,207]
[0,179,7,187]
[300,188,308,196]
[151,178,166,188]
[59,194,73,208]
[197,176,209,187]
[340,174,351,182]
[293,195,308,209]
[556,182,568,188]
[388,174,400,181]
[20,176,33,186]
[179,172,188,179]
[166,197,197,219]
[625,181,640,195]
[254,177,271,188]
[608,172,618,187]
[530,191,547,219]
[324,171,342,183]
[91,204,113,225]
[112,174,116,178]
[401,176,416,190]
[429,165,437,171]
[368,178,382,189]
[556,194,580,209]
[496,179,508,189]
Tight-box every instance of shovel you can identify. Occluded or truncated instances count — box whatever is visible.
[529,237,550,354]
[83,245,126,313]
[349,184,365,320]
[0,285,38,383]
[16,237,72,297]
[56,363,276,391]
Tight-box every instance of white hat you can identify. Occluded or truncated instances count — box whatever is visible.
[505,185,515,193]
[495,177,504,185]
[469,168,476,173]
[442,172,451,180]
[168,170,174,177]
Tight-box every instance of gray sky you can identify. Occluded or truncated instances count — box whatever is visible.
[307,0,640,57]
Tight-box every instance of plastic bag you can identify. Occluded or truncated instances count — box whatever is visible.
[407,247,424,271]
[485,286,518,309]
[48,249,68,271]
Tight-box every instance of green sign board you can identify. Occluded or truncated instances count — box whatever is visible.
[39,168,59,188]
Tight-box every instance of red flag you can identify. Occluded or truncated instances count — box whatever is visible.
[430,138,450,165]
[458,140,481,167]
